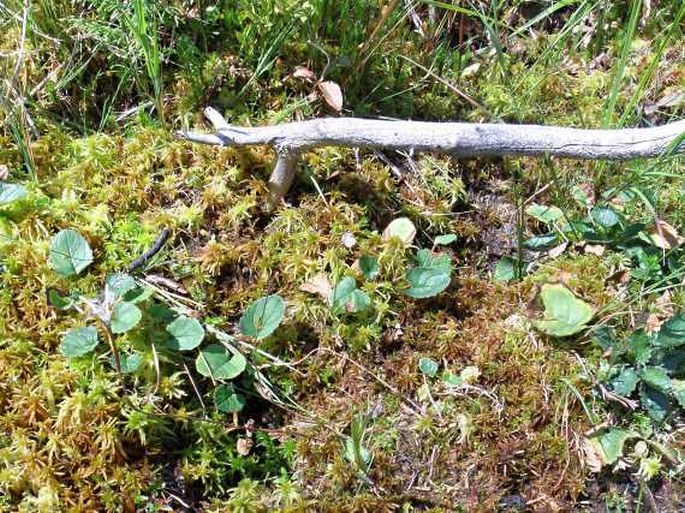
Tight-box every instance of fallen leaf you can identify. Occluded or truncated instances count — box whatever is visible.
[300,273,332,299]
[657,90,685,108]
[0,165,8,181]
[341,232,357,249]
[461,62,481,78]
[584,243,605,256]
[547,241,568,259]
[655,290,673,314]
[582,437,604,473]
[646,313,664,334]
[236,437,253,456]
[317,81,343,112]
[648,219,684,250]
[292,65,317,82]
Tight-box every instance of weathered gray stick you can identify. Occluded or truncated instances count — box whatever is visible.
[177,107,685,204]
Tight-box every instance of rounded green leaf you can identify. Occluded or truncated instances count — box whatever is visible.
[655,314,685,348]
[49,229,93,277]
[106,273,137,297]
[405,267,451,299]
[434,233,457,246]
[442,372,463,387]
[405,250,453,299]
[0,183,27,205]
[525,203,564,224]
[610,367,639,396]
[239,295,285,339]
[639,367,671,394]
[493,257,516,282]
[166,315,205,351]
[639,385,671,423]
[331,277,370,314]
[533,283,593,337]
[382,217,416,246]
[671,379,685,408]
[46,288,75,310]
[215,384,247,413]
[359,256,380,280]
[592,428,636,465]
[118,352,143,373]
[60,326,99,357]
[591,207,620,228]
[418,357,438,377]
[524,233,558,251]
[110,302,142,334]
[195,344,246,380]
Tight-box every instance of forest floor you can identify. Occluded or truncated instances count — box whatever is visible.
[1,1,685,511]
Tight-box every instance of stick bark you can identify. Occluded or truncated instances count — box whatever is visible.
[178,108,685,203]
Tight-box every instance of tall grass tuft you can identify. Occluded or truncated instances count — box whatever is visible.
[125,0,165,125]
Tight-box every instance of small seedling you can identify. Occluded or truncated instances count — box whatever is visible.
[343,413,373,476]
[405,249,452,298]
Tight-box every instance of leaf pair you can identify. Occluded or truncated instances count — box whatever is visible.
[405,249,452,299]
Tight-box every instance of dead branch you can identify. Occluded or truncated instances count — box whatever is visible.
[177,107,685,204]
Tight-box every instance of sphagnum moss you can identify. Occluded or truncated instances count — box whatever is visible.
[2,0,685,510]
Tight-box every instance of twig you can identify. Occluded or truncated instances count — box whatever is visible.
[128,228,170,272]
[399,55,494,118]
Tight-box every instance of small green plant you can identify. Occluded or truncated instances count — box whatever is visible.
[404,248,452,299]
[47,229,287,418]
[418,357,481,388]
[330,277,371,315]
[343,413,373,476]
[501,185,685,287]
[596,314,685,424]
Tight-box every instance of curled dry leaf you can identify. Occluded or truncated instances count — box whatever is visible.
[547,241,568,259]
[292,65,318,82]
[317,80,343,112]
[300,272,332,299]
[656,90,685,108]
[0,164,8,181]
[582,437,604,473]
[583,243,605,256]
[236,437,253,456]
[648,219,684,250]
[646,313,663,334]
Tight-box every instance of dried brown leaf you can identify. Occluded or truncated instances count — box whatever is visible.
[0,165,8,181]
[236,437,253,456]
[300,273,332,299]
[292,65,317,82]
[656,90,685,108]
[317,81,343,112]
[582,437,604,473]
[547,242,568,259]
[648,219,684,250]
[584,244,605,256]
[646,313,663,334]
